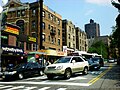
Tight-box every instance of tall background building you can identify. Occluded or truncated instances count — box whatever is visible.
[85,19,100,39]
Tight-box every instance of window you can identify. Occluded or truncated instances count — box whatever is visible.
[26,43,32,50]
[48,36,50,41]
[42,22,45,29]
[17,41,24,49]
[33,44,37,51]
[73,36,75,41]
[51,37,54,44]
[58,29,60,35]
[58,39,60,45]
[51,15,53,21]
[68,34,70,39]
[42,11,45,17]
[72,57,83,62]
[17,11,20,17]
[69,26,71,32]
[32,9,36,16]
[51,26,53,31]
[48,13,50,19]
[69,42,71,47]
[42,34,45,41]
[48,24,50,30]
[32,20,36,28]
[21,10,25,16]
[57,18,60,25]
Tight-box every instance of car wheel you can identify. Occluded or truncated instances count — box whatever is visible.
[39,70,44,76]
[64,69,71,79]
[18,73,24,79]
[83,67,88,75]
[47,75,54,80]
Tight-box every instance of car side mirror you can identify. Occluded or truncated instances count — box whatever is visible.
[72,60,76,63]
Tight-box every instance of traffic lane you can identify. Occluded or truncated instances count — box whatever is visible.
[88,63,120,89]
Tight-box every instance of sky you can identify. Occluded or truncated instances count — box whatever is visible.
[0,0,119,36]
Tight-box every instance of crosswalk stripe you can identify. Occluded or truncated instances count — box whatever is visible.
[0,85,13,89]
[5,86,25,90]
[38,87,51,90]
[23,86,37,90]
[57,88,67,90]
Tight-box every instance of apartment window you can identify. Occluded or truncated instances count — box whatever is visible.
[48,24,50,30]
[32,20,36,28]
[42,34,45,41]
[42,11,45,17]
[17,10,20,17]
[58,29,60,35]
[73,36,75,41]
[51,15,53,21]
[48,36,50,41]
[51,26,53,30]
[68,34,70,39]
[21,10,25,16]
[32,9,36,16]
[51,37,54,44]
[69,26,71,32]
[26,43,32,50]
[42,22,45,29]
[48,13,50,19]
[33,44,37,51]
[57,18,60,25]
[54,17,56,22]
[69,42,71,47]
[58,39,60,45]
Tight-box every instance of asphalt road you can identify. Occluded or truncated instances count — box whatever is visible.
[0,62,120,90]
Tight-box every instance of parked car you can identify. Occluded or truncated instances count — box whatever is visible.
[108,58,115,63]
[92,57,104,67]
[88,58,100,71]
[2,62,45,80]
[44,56,89,79]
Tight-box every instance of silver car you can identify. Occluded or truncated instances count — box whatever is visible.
[44,56,89,79]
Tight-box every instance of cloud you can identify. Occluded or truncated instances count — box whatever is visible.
[85,9,94,16]
[85,0,111,5]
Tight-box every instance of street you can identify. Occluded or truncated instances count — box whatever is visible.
[0,62,120,90]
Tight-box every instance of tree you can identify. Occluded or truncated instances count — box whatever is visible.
[88,41,108,58]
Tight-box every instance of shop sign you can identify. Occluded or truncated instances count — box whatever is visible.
[2,46,24,54]
[28,37,36,42]
[4,26,19,35]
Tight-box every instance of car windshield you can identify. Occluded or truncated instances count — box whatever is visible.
[92,58,99,62]
[55,57,71,63]
[13,63,27,69]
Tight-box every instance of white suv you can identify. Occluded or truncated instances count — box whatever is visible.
[44,56,89,79]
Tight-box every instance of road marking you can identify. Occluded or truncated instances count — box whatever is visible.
[23,86,37,90]
[57,88,67,90]
[38,87,50,90]
[88,64,113,85]
[66,76,87,81]
[0,85,12,89]
[25,76,47,80]
[5,86,25,90]
[0,81,90,87]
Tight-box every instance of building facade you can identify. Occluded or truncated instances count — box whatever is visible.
[75,27,88,51]
[4,0,62,53]
[85,19,100,39]
[62,19,76,54]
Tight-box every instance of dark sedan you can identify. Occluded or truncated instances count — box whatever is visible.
[88,58,100,71]
[2,62,45,80]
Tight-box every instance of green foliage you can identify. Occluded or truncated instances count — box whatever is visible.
[88,41,108,58]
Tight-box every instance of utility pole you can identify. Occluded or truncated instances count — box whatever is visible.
[39,0,43,50]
